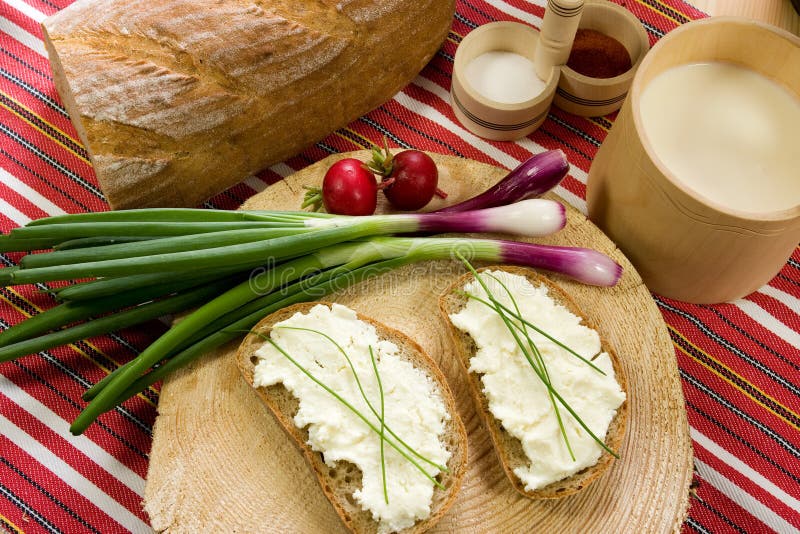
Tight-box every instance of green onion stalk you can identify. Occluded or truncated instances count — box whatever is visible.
[0,203,622,434]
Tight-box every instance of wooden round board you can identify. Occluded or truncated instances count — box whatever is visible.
[143,152,693,533]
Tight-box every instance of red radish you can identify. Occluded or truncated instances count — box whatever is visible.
[368,139,446,211]
[303,158,377,216]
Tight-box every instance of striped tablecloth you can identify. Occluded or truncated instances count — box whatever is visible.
[1,0,798,532]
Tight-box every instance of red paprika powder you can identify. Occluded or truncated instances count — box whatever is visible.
[567,29,632,78]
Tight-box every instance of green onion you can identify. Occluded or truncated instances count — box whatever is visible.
[0,279,236,363]
[0,274,239,348]
[54,236,159,251]
[56,269,243,302]
[22,208,334,227]
[21,228,315,269]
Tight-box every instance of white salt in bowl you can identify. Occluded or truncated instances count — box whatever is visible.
[451,21,559,141]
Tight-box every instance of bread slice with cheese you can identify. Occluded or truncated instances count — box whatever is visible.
[439,266,628,499]
[237,302,467,534]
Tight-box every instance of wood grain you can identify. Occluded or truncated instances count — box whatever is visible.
[144,152,693,533]
[692,0,799,35]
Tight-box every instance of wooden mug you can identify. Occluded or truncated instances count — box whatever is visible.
[587,17,800,304]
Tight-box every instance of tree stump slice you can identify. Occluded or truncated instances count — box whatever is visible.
[144,152,693,533]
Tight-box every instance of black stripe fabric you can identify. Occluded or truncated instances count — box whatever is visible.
[7,359,152,458]
[672,330,800,428]
[0,483,61,534]
[0,458,101,534]
[0,69,68,118]
[0,92,88,158]
[0,47,53,80]
[686,399,799,485]
[658,298,800,399]
[0,123,104,199]
[681,369,800,459]
[0,148,93,212]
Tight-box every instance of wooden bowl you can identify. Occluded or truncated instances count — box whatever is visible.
[553,0,650,117]
[587,17,800,304]
[451,22,559,141]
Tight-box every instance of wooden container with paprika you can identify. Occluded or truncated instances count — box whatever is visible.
[554,0,650,117]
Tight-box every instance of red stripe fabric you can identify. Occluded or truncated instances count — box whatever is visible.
[1,0,799,532]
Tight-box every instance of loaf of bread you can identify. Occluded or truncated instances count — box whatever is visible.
[439,266,628,499]
[42,0,454,209]
[237,302,467,534]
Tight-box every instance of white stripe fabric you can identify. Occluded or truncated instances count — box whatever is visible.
[0,168,66,217]
[761,284,800,327]
[0,198,31,225]
[395,88,518,168]
[484,0,544,25]
[0,413,151,533]
[4,0,46,23]
[735,297,800,350]
[694,458,799,534]
[692,428,800,516]
[0,16,47,57]
[0,375,146,496]
[243,176,267,193]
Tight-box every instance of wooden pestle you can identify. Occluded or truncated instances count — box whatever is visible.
[534,0,585,80]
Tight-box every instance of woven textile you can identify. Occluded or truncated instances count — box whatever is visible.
[0,0,798,532]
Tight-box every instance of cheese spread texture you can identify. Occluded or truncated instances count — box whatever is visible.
[449,271,625,491]
[252,303,451,533]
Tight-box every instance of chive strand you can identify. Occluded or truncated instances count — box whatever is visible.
[456,291,605,375]
[456,255,618,458]
[264,337,446,490]
[486,273,574,462]
[276,326,449,473]
[370,346,389,505]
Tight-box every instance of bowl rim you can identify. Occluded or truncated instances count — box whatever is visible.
[452,21,559,113]
[559,0,651,87]
[630,16,800,223]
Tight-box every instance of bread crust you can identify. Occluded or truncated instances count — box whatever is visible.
[42,0,455,209]
[237,302,467,534]
[438,266,628,499]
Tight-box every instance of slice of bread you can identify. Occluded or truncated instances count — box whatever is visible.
[237,302,468,534]
[439,266,628,499]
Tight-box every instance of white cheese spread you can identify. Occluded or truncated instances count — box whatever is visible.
[252,303,451,533]
[449,270,625,491]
